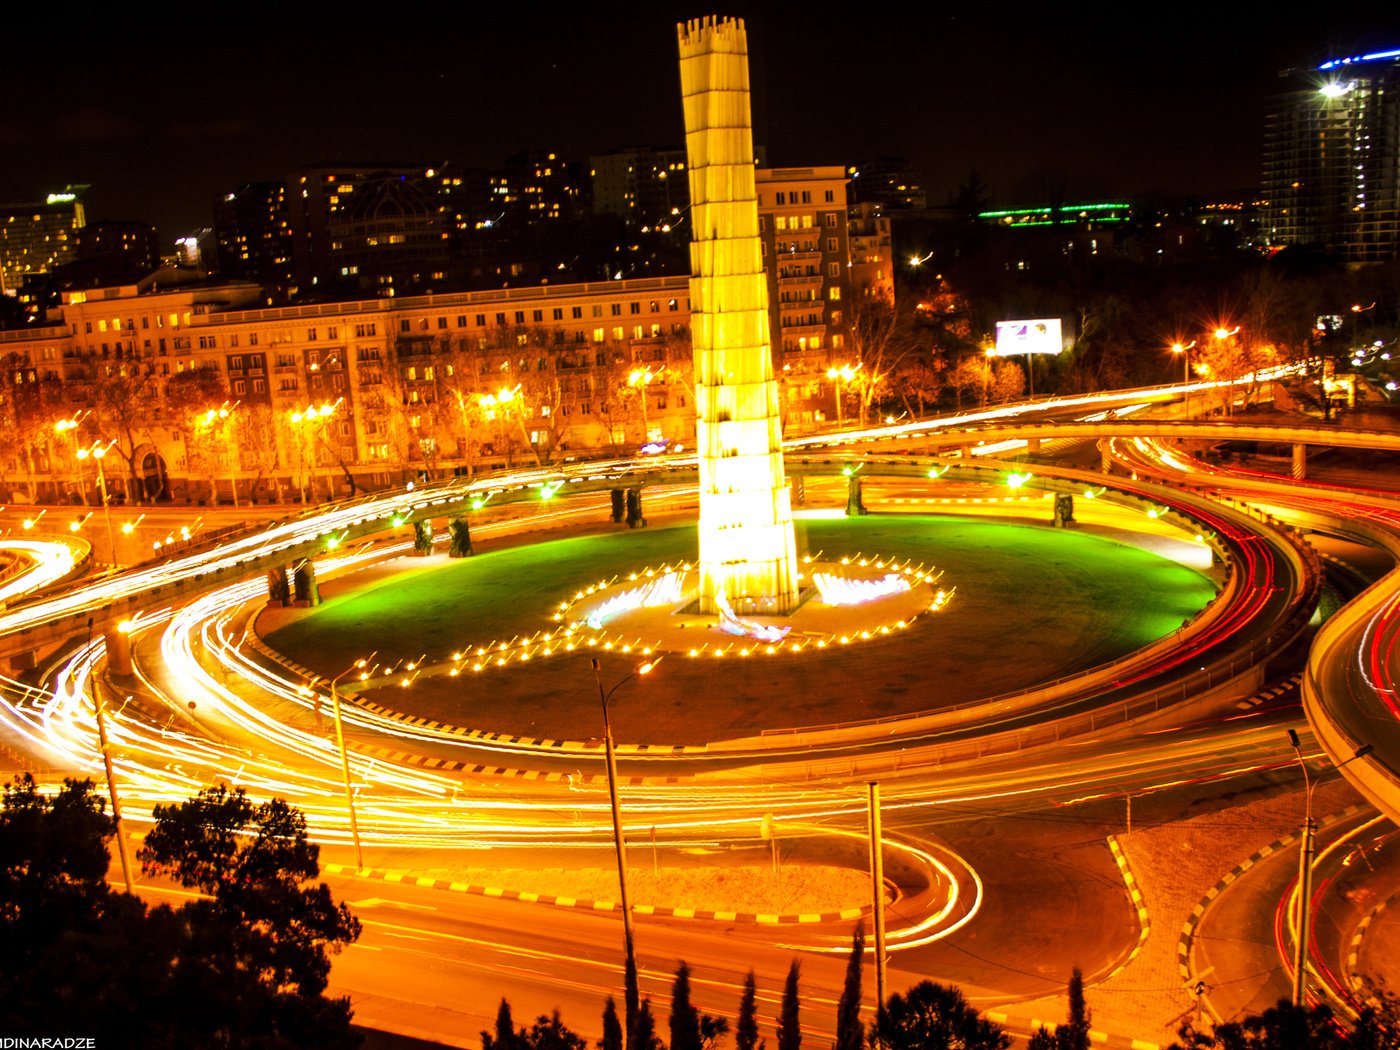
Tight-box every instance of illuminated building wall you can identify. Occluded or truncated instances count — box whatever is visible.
[678,16,800,615]
[0,186,88,295]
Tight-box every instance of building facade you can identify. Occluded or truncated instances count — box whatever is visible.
[755,166,854,431]
[1263,47,1400,262]
[0,274,698,505]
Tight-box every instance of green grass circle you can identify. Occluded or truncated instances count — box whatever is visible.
[264,515,1216,744]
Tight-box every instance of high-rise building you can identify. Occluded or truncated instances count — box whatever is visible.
[286,164,422,288]
[215,182,293,286]
[848,158,926,210]
[75,220,160,272]
[591,147,689,230]
[1263,47,1400,262]
[0,186,88,294]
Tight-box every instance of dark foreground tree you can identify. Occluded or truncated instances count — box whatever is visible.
[835,922,866,1050]
[601,997,624,1050]
[1,776,361,1048]
[669,961,729,1050]
[871,981,1010,1050]
[1167,999,1350,1050]
[671,963,702,1050]
[736,971,761,1050]
[777,960,802,1050]
[139,784,361,1004]
[1029,969,1091,1050]
[485,999,523,1050]
[1352,977,1400,1050]
[632,998,664,1050]
[526,1010,589,1050]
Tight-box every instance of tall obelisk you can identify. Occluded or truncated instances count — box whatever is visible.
[678,15,800,616]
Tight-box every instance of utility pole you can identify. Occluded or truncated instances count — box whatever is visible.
[91,678,134,893]
[868,782,887,1017]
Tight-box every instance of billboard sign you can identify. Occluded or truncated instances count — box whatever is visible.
[994,318,1065,356]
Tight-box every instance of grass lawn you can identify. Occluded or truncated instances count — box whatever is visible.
[262,514,1216,744]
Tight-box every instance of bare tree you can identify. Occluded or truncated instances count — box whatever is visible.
[845,297,916,424]
[83,356,164,503]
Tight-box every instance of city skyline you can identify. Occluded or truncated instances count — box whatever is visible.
[4,3,1397,241]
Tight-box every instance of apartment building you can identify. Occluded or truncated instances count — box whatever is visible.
[0,273,695,504]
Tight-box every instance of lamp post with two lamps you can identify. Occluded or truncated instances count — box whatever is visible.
[75,440,120,565]
[289,400,340,503]
[628,368,659,443]
[590,655,660,1037]
[53,415,89,505]
[322,654,377,871]
[1286,729,1374,1005]
[1171,340,1197,417]
[826,362,861,429]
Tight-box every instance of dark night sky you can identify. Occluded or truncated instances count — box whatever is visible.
[3,3,1398,242]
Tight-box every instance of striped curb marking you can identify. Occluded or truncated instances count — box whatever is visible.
[323,862,868,925]
[1347,892,1397,991]
[1235,671,1300,712]
[346,739,687,785]
[984,1011,1159,1050]
[1177,803,1371,1023]
[247,628,707,757]
[883,496,1042,505]
[244,630,697,780]
[1106,834,1151,980]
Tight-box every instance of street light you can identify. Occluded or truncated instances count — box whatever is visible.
[1286,729,1374,1005]
[1210,326,1240,415]
[76,440,119,565]
[195,402,239,506]
[628,368,658,442]
[54,416,88,506]
[289,400,339,503]
[590,655,660,1037]
[826,362,861,428]
[326,653,377,871]
[1171,340,1197,417]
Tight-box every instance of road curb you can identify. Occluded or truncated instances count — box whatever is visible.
[344,738,687,785]
[243,630,693,784]
[323,862,869,925]
[1177,802,1370,1023]
[1347,890,1398,992]
[1106,834,1150,980]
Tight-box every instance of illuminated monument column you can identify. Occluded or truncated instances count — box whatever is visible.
[678,16,801,616]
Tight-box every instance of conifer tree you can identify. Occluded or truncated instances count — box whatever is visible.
[777,961,801,1050]
[600,998,623,1050]
[835,923,865,1050]
[671,963,701,1050]
[736,971,760,1050]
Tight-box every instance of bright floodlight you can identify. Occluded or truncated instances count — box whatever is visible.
[1320,81,1353,97]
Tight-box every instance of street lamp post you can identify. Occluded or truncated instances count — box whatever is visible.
[76,441,120,565]
[1286,730,1373,1005]
[290,401,339,503]
[826,363,861,429]
[327,655,376,871]
[1212,325,1240,415]
[590,655,660,1038]
[1171,340,1197,417]
[54,417,88,505]
[628,368,656,442]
